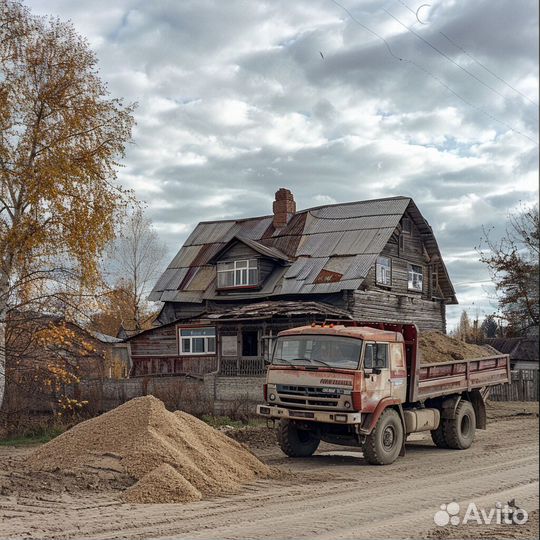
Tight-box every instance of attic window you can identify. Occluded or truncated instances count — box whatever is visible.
[408,264,423,292]
[376,256,392,286]
[217,259,258,288]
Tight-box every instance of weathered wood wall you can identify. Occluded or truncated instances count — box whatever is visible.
[348,289,446,332]
[130,323,178,356]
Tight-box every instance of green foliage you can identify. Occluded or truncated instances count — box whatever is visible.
[0,425,64,446]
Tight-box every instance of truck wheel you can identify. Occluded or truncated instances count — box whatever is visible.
[363,408,404,465]
[430,422,449,448]
[277,420,320,457]
[443,400,476,450]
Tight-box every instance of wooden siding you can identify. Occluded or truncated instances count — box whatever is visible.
[217,242,259,260]
[130,324,178,356]
[348,290,446,332]
[365,218,432,299]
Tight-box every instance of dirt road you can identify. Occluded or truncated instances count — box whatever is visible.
[1,402,538,539]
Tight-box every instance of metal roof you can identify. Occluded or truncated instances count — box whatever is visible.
[149,196,456,304]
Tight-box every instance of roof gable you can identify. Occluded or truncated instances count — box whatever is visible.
[209,236,291,264]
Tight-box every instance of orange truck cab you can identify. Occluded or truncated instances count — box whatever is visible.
[257,322,510,465]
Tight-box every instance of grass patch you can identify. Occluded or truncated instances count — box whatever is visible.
[201,415,265,429]
[0,426,65,446]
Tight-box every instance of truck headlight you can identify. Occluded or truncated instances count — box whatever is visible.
[269,393,276,401]
[344,401,351,408]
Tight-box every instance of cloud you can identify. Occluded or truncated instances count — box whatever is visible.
[26,0,539,330]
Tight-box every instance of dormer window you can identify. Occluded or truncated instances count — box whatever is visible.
[217,259,258,288]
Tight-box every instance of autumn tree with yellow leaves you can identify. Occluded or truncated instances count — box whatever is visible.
[0,1,135,409]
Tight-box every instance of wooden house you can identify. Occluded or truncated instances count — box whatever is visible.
[126,190,457,377]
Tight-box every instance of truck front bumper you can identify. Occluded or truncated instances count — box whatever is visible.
[257,404,362,424]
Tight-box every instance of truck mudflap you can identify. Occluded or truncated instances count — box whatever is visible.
[257,404,362,425]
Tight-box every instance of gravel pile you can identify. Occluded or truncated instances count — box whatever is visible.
[419,331,494,364]
[26,396,273,503]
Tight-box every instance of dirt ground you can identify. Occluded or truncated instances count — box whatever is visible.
[0,400,538,540]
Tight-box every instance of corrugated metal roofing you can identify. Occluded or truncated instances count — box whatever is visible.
[184,266,215,291]
[341,254,378,280]
[304,214,402,234]
[169,245,204,268]
[149,195,456,305]
[309,197,410,219]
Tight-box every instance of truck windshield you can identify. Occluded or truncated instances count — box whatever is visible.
[272,335,363,370]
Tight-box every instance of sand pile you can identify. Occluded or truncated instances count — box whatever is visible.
[419,331,494,364]
[26,396,273,503]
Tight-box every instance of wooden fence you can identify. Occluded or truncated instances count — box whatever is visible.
[489,369,539,401]
[219,357,267,377]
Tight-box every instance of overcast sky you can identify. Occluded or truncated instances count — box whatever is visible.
[28,0,539,329]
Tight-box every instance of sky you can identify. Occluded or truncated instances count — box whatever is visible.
[27,0,539,329]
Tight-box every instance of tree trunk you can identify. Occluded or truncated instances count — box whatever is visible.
[0,297,7,410]
[0,270,9,410]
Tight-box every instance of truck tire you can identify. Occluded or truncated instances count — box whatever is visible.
[277,420,320,457]
[430,422,449,448]
[363,408,404,465]
[443,400,476,450]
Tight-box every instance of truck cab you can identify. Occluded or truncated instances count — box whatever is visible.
[258,323,510,465]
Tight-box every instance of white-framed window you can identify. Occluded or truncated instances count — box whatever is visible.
[376,256,392,286]
[408,264,423,292]
[217,259,258,288]
[179,327,216,355]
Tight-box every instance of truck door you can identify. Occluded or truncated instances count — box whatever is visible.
[389,343,407,402]
[363,342,392,401]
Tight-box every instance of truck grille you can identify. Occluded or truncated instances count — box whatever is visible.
[276,384,341,408]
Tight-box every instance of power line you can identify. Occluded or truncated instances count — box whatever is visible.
[383,8,508,102]
[394,0,538,107]
[328,0,539,146]
[439,31,539,107]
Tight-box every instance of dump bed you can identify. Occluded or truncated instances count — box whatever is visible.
[340,321,511,403]
[412,354,511,401]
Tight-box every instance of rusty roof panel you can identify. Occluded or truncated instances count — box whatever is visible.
[270,233,303,257]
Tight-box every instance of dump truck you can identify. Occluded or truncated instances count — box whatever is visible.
[257,322,510,465]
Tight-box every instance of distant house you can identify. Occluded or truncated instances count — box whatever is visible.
[485,337,539,371]
[126,189,457,377]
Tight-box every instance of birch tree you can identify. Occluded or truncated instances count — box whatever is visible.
[0,1,135,408]
[108,209,167,332]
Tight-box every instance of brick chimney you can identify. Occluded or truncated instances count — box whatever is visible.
[273,188,296,229]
